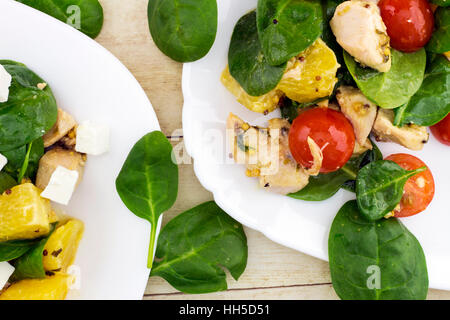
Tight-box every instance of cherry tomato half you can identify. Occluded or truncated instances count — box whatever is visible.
[385,153,435,217]
[378,0,434,52]
[430,114,450,146]
[289,107,355,173]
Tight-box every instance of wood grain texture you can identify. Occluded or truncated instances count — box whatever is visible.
[95,0,450,300]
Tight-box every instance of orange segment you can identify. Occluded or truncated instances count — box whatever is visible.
[277,38,340,103]
[0,273,72,300]
[0,183,50,241]
[221,66,284,114]
[43,219,84,272]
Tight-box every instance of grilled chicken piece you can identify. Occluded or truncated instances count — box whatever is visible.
[372,109,429,151]
[336,86,377,145]
[353,138,373,155]
[43,108,77,148]
[330,0,391,72]
[36,148,86,191]
[227,113,322,195]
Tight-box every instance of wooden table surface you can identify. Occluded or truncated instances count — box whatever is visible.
[95,0,450,300]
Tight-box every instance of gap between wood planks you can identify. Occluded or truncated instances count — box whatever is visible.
[144,282,333,297]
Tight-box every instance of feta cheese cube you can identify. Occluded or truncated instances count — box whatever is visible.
[0,65,12,103]
[75,121,110,155]
[0,153,7,171]
[0,262,15,290]
[40,166,79,205]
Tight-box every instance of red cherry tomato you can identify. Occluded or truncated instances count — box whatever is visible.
[289,107,355,173]
[378,0,434,52]
[430,114,450,146]
[385,153,435,217]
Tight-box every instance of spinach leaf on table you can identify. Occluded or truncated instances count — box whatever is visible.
[228,11,287,97]
[289,141,382,201]
[257,0,323,66]
[150,201,248,294]
[0,172,17,194]
[148,0,217,62]
[426,7,450,53]
[16,0,104,38]
[3,138,44,182]
[344,49,426,109]
[328,200,428,300]
[356,160,426,221]
[12,224,56,280]
[116,131,178,268]
[394,55,450,126]
[0,60,57,152]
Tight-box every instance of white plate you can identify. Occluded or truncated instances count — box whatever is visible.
[0,0,159,299]
[183,0,450,290]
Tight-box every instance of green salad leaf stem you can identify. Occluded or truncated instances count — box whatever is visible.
[116,131,178,268]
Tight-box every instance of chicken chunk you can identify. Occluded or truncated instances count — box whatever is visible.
[227,113,322,195]
[353,138,373,155]
[336,86,377,145]
[36,148,85,191]
[43,108,77,148]
[330,0,391,72]
[372,109,429,151]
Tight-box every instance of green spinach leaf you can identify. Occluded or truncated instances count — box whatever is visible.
[229,11,286,96]
[344,49,426,109]
[279,97,301,123]
[0,60,57,152]
[328,200,428,300]
[150,201,248,294]
[17,0,103,38]
[116,131,178,268]
[430,0,449,7]
[289,141,382,201]
[3,138,44,182]
[0,238,40,262]
[427,7,450,53]
[0,172,17,194]
[356,160,426,221]
[12,224,56,280]
[257,0,323,66]
[394,55,450,126]
[148,0,217,62]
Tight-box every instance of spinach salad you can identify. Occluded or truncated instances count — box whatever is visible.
[219,0,449,300]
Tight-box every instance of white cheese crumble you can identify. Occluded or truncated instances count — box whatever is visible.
[0,262,15,290]
[0,153,7,171]
[0,65,12,103]
[41,166,79,205]
[75,121,110,155]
